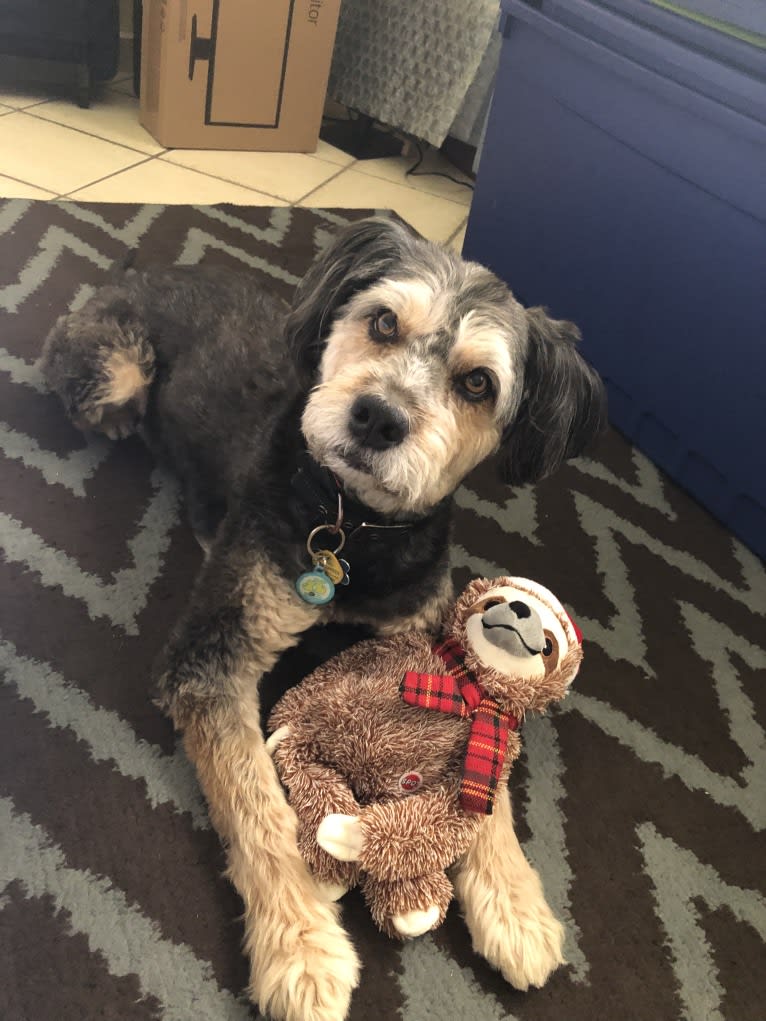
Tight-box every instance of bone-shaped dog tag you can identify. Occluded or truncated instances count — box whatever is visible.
[312,550,345,585]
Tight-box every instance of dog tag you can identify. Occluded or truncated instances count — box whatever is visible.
[298,524,349,604]
[296,567,336,605]
[312,550,345,585]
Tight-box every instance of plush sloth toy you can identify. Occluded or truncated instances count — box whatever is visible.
[267,576,583,941]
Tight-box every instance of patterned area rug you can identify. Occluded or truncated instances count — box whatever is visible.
[1,200,764,1021]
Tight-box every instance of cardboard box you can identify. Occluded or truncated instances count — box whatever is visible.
[140,0,341,151]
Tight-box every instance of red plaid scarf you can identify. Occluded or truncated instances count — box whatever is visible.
[400,637,518,814]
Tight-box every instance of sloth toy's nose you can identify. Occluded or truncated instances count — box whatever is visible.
[482,599,546,656]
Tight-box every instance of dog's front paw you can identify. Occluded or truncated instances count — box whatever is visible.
[317,814,364,862]
[249,896,360,1021]
[492,898,565,991]
[455,868,565,990]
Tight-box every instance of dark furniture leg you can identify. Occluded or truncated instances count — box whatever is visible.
[133,0,142,97]
[76,60,91,107]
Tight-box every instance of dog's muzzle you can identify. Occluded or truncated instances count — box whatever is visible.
[348,395,409,451]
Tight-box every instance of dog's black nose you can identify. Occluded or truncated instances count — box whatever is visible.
[349,395,409,450]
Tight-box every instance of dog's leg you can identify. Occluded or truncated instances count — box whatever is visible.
[451,788,565,990]
[158,543,360,1021]
[184,697,360,1018]
[41,288,155,439]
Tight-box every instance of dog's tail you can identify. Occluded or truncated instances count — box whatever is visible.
[41,281,155,441]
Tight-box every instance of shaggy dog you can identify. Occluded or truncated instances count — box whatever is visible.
[42,217,606,1021]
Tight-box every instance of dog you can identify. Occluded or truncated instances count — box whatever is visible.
[42,216,606,1021]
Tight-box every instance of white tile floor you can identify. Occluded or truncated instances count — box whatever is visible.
[0,66,472,248]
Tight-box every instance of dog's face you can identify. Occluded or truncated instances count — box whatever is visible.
[289,219,606,516]
[301,269,528,515]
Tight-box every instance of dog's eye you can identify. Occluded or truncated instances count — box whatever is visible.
[460,369,493,401]
[370,309,398,342]
[542,638,554,656]
[483,597,504,610]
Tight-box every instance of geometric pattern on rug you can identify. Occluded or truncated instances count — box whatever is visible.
[0,199,764,1021]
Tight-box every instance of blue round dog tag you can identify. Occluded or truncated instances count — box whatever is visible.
[296,568,336,605]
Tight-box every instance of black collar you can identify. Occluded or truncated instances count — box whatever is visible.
[289,452,423,537]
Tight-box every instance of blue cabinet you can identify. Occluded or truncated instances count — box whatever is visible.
[465,0,766,559]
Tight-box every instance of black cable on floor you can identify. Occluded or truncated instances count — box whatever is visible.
[405,140,474,191]
[321,110,475,189]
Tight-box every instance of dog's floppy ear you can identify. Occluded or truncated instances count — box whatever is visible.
[499,307,607,486]
[286,216,414,381]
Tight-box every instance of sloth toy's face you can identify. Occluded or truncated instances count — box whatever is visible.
[464,580,577,685]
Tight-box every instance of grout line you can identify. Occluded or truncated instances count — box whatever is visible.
[20,107,163,157]
[161,141,354,175]
[347,145,474,200]
[294,163,356,206]
[60,151,291,204]
[0,96,61,112]
[162,146,353,177]
[445,215,469,247]
[312,152,358,171]
[156,153,329,205]
[352,160,473,196]
[0,170,57,198]
[58,151,163,199]
[295,164,471,244]
[303,156,472,210]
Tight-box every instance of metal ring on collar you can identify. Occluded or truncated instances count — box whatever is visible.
[307,525,346,557]
[328,490,344,534]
